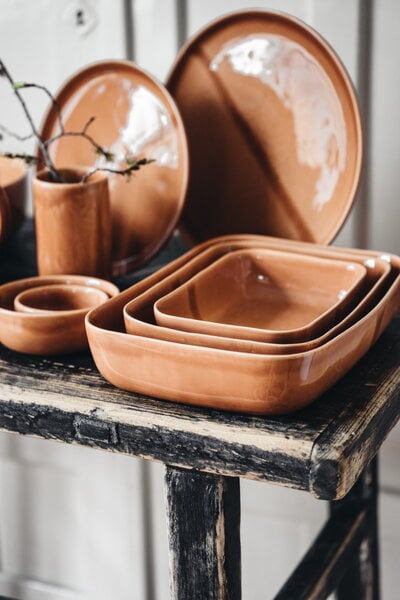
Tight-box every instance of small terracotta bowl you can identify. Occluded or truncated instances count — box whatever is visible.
[154,248,367,343]
[0,275,119,355]
[14,284,109,314]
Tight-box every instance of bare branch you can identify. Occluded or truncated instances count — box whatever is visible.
[0,123,34,142]
[15,82,64,134]
[0,59,61,181]
[0,151,39,165]
[81,158,155,183]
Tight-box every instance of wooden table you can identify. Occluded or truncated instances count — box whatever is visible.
[0,222,399,599]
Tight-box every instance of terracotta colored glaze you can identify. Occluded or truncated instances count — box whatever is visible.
[39,60,189,276]
[0,275,119,355]
[123,238,390,355]
[14,284,108,314]
[154,248,366,343]
[166,10,362,245]
[33,168,111,278]
[0,157,28,242]
[86,237,400,414]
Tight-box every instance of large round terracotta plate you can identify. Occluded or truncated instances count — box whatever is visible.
[166,10,362,245]
[40,60,189,275]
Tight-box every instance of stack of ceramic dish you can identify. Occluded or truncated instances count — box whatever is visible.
[0,275,119,355]
[84,10,400,415]
[85,235,400,414]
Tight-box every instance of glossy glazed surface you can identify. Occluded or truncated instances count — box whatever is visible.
[123,237,390,354]
[39,60,188,275]
[166,10,362,245]
[33,168,111,278]
[154,248,366,342]
[86,236,400,414]
[0,275,119,355]
[14,284,108,314]
[0,157,28,242]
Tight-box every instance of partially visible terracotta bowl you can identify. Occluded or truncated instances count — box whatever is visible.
[0,157,28,242]
[154,248,367,343]
[0,275,119,355]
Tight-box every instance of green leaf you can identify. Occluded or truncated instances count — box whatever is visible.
[12,81,25,90]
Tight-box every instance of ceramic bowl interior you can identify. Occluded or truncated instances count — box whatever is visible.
[14,284,109,314]
[0,157,28,242]
[0,275,119,355]
[154,248,367,343]
[124,238,391,355]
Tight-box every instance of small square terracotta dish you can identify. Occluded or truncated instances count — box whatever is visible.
[153,248,366,343]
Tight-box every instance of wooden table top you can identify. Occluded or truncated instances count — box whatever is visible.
[0,222,399,500]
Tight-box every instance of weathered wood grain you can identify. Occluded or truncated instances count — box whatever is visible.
[273,503,368,600]
[331,458,379,599]
[165,466,241,600]
[311,327,400,499]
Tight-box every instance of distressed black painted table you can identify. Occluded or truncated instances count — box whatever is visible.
[0,222,399,599]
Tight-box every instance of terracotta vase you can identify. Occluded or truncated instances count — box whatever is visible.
[33,168,111,278]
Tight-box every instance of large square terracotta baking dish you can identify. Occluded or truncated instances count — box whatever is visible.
[86,235,400,414]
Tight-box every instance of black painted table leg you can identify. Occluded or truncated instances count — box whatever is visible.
[330,456,380,599]
[165,466,241,600]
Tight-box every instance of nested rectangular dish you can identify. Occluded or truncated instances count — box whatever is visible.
[153,248,367,343]
[86,234,400,414]
[123,236,390,355]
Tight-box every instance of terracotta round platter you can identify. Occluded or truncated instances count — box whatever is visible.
[39,60,189,276]
[166,9,363,245]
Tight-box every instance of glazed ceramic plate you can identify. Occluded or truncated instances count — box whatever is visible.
[166,10,362,245]
[154,248,367,343]
[123,237,390,355]
[39,60,189,275]
[86,237,400,414]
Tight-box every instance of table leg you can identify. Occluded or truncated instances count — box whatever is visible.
[330,456,379,599]
[165,466,241,600]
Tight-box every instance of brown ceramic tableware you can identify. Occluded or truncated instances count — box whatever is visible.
[154,248,367,343]
[166,10,362,245]
[33,168,111,278]
[123,237,390,355]
[39,60,189,275]
[0,157,28,242]
[86,236,400,414]
[14,284,108,314]
[0,275,119,355]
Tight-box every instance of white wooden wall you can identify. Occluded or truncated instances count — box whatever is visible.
[0,1,399,599]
